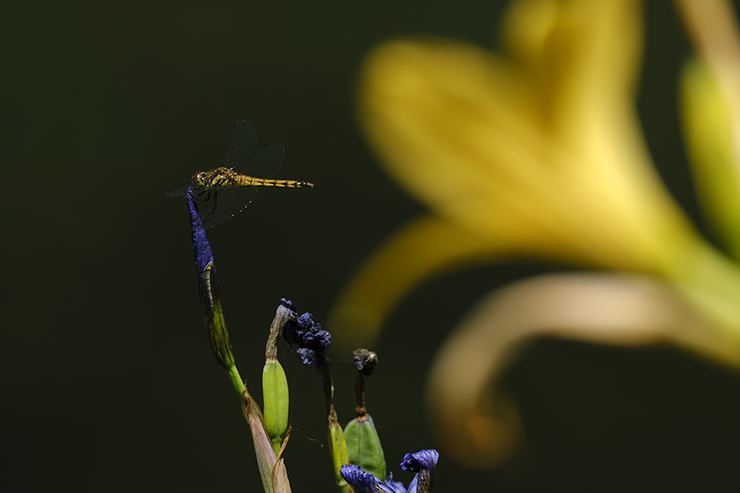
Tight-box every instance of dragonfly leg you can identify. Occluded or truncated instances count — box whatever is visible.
[200,191,218,227]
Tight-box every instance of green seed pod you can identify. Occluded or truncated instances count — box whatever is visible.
[328,420,350,492]
[345,414,386,481]
[262,360,289,454]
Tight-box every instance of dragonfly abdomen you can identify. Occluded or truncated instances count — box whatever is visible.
[233,175,314,188]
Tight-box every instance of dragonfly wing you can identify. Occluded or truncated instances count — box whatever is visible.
[166,183,194,197]
[200,187,260,229]
[234,141,284,178]
[222,120,258,169]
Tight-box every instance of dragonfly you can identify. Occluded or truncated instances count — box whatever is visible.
[167,120,314,229]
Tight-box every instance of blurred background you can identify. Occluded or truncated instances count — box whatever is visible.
[3,1,740,491]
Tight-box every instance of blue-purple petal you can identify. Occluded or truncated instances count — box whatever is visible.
[297,312,315,328]
[399,449,439,473]
[302,329,332,351]
[382,474,409,493]
[341,465,382,493]
[187,190,213,275]
[341,465,408,493]
[296,348,316,367]
[400,449,438,493]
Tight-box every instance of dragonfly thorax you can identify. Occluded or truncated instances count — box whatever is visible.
[191,167,237,190]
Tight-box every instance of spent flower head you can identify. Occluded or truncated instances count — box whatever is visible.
[341,449,438,493]
[283,306,332,368]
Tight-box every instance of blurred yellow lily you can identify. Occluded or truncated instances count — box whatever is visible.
[331,0,740,468]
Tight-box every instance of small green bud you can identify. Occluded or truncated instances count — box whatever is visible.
[262,359,290,454]
[262,303,295,455]
[345,414,386,481]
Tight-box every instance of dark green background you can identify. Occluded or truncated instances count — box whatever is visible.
[3,1,740,491]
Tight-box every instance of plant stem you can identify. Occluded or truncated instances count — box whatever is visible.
[228,365,246,395]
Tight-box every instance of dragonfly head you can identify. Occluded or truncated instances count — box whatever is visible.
[192,172,206,186]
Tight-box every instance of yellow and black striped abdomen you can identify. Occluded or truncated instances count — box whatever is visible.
[233,174,314,188]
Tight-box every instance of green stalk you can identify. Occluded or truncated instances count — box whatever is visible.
[228,365,245,395]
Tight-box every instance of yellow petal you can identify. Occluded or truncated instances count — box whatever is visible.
[330,194,678,347]
[360,35,699,271]
[502,0,643,145]
[329,215,501,348]
[342,0,705,348]
[348,32,708,347]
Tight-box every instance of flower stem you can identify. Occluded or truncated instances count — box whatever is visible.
[228,365,246,395]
